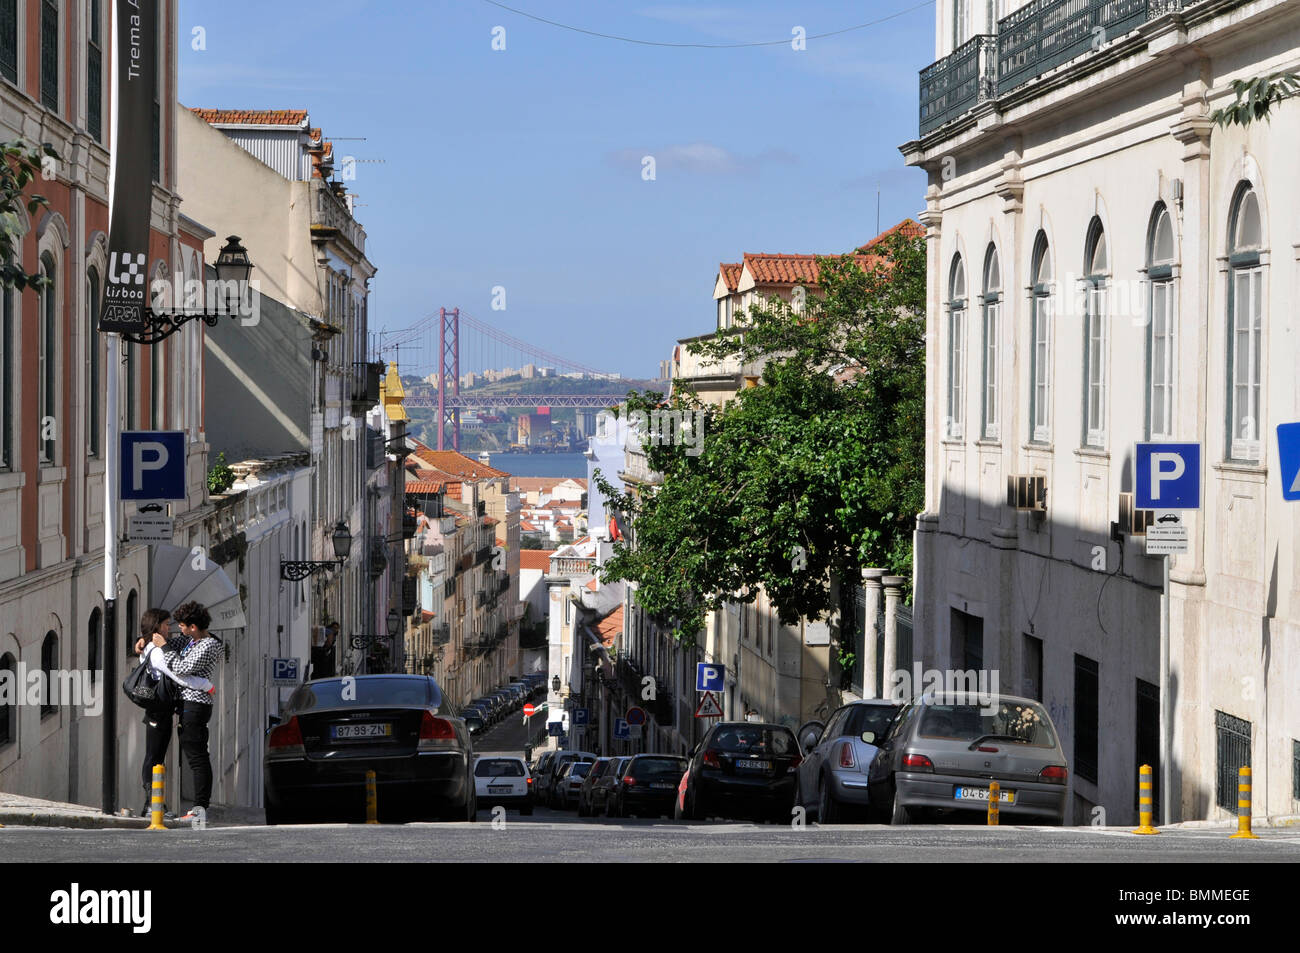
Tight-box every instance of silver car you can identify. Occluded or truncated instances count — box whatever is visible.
[866,692,1069,825]
[796,700,902,822]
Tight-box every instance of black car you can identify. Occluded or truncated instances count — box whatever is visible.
[676,722,801,823]
[263,675,476,824]
[610,754,688,818]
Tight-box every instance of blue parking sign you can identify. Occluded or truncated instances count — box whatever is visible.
[572,708,589,726]
[121,431,187,501]
[1136,443,1200,510]
[613,718,630,740]
[1278,424,1300,502]
[270,658,299,686]
[696,662,725,693]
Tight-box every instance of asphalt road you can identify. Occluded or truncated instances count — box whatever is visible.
[3,806,1297,862]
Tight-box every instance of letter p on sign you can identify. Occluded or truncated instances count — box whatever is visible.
[1136,442,1200,510]
[120,431,187,501]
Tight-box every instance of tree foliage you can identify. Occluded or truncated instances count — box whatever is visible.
[0,141,59,290]
[1210,71,1300,128]
[595,231,926,643]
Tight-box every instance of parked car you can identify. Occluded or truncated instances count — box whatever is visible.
[593,756,631,817]
[462,713,485,737]
[538,749,598,807]
[577,758,616,816]
[866,692,1069,825]
[676,722,801,823]
[796,699,902,823]
[532,750,556,786]
[264,675,476,824]
[473,756,533,815]
[610,754,689,818]
[554,760,594,810]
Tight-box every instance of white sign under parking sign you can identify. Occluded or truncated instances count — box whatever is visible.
[1146,511,1188,555]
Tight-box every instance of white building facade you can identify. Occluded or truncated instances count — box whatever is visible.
[902,0,1300,824]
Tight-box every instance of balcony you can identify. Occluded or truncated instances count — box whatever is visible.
[917,0,1188,138]
[919,35,996,137]
[432,623,450,646]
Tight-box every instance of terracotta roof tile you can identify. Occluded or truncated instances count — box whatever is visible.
[857,219,925,253]
[407,440,511,479]
[742,252,882,287]
[594,605,624,647]
[719,263,742,292]
[406,480,446,494]
[519,550,556,572]
[190,108,309,127]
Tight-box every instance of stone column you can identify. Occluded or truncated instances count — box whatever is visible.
[882,576,906,695]
[861,568,885,698]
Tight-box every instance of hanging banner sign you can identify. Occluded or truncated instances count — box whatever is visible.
[98,0,158,334]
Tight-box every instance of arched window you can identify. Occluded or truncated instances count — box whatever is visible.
[125,590,138,657]
[1227,184,1264,461]
[0,652,15,745]
[87,268,101,456]
[947,254,966,439]
[981,244,1001,440]
[1083,219,1108,448]
[87,608,102,687]
[38,252,57,464]
[41,632,57,718]
[1146,204,1177,439]
[1030,232,1053,443]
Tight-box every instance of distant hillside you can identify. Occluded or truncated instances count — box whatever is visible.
[399,375,667,451]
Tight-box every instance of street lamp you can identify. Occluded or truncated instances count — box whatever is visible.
[387,609,401,638]
[117,235,258,345]
[552,675,561,693]
[214,235,252,285]
[280,521,353,581]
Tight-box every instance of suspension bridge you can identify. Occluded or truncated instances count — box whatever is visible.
[372,308,639,450]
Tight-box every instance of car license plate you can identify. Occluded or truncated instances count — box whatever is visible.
[954,786,1015,803]
[736,759,770,770]
[651,782,674,790]
[331,723,392,740]
[488,785,512,794]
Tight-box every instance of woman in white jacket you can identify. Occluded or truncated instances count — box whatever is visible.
[134,608,214,816]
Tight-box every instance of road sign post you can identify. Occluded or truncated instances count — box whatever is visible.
[1135,441,1201,827]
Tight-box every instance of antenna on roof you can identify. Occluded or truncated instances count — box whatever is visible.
[876,187,881,236]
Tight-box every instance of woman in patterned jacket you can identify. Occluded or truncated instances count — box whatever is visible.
[152,600,222,820]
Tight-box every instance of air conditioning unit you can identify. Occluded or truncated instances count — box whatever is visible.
[1007,474,1047,511]
[1116,492,1155,537]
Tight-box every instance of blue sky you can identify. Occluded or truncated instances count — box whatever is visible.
[178,1,933,380]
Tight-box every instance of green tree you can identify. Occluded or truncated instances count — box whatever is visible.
[0,141,59,290]
[1210,71,1300,128]
[596,231,926,643]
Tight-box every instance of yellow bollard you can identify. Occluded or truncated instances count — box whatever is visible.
[987,781,1000,826]
[1132,764,1159,835]
[1230,766,1258,839]
[365,769,378,824]
[148,764,167,831]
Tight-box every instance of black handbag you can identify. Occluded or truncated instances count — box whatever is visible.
[123,660,160,709]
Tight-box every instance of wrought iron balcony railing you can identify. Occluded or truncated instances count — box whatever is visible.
[918,0,1200,137]
[919,34,996,137]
